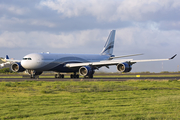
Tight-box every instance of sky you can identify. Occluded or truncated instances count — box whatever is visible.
[0,0,179,73]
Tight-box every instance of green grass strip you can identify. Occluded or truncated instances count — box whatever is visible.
[1,80,180,119]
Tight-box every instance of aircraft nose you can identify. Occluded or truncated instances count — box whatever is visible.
[21,60,28,69]
[21,59,43,69]
[21,53,44,69]
[21,60,36,69]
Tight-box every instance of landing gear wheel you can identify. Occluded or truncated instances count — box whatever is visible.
[89,75,93,78]
[30,76,35,79]
[70,74,74,78]
[76,75,79,78]
[70,73,79,78]
[55,74,58,78]
[28,70,36,79]
[84,74,93,79]
[61,74,64,78]
[27,70,42,79]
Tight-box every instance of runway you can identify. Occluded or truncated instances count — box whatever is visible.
[0,76,180,82]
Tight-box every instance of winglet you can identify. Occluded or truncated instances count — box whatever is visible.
[169,54,177,60]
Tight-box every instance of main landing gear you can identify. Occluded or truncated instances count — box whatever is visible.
[54,72,93,79]
[83,74,93,79]
[70,72,79,78]
[55,72,79,78]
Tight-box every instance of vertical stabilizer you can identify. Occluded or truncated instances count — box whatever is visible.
[101,30,116,56]
[6,55,9,59]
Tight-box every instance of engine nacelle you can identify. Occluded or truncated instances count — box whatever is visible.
[117,63,132,73]
[11,62,26,72]
[79,66,94,76]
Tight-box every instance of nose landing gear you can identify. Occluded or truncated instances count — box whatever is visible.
[55,73,64,78]
[27,70,43,79]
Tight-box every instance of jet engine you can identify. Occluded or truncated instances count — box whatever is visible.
[11,62,26,72]
[117,62,132,73]
[79,66,94,76]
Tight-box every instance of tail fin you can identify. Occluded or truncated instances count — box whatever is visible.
[3,55,9,62]
[101,30,116,56]
[6,55,9,60]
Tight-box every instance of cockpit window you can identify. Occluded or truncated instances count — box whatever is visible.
[23,58,32,60]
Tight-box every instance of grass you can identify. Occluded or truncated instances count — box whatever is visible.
[1,80,180,119]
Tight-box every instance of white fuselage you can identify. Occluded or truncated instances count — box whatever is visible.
[21,53,110,72]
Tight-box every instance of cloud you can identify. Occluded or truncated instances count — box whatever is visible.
[30,20,55,27]
[1,28,179,54]
[159,21,180,30]
[0,4,29,15]
[39,0,120,21]
[116,27,180,51]
[40,0,180,22]
[0,29,106,49]
[0,16,25,25]
[0,16,56,33]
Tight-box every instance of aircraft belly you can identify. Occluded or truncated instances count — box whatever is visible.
[51,66,78,72]
[49,63,79,72]
[34,62,60,71]
[34,61,79,72]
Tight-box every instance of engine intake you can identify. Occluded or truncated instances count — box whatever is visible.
[117,63,132,73]
[79,66,94,76]
[11,62,26,72]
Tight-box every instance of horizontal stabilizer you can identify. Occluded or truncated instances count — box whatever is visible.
[109,53,143,59]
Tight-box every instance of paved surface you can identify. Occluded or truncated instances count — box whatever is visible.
[0,77,180,82]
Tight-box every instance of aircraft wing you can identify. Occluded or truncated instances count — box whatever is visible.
[0,62,11,67]
[65,54,177,68]
[5,59,21,63]
[65,59,133,68]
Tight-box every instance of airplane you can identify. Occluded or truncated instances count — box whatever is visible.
[0,56,11,68]
[5,30,177,78]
